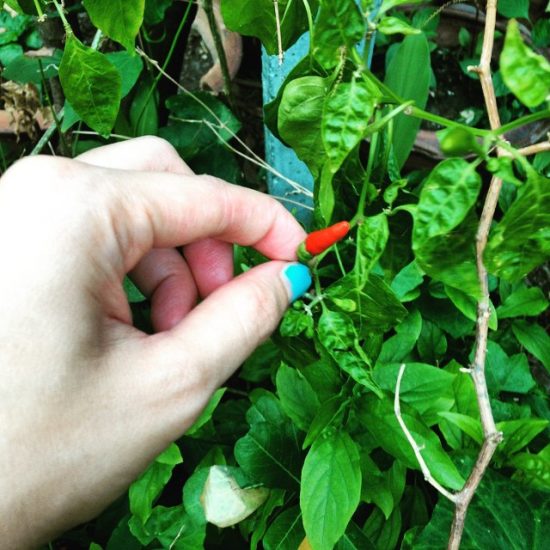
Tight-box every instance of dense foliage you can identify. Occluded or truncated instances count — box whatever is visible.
[1,0,549,549]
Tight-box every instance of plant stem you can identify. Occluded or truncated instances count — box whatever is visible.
[496,109,550,135]
[202,0,234,102]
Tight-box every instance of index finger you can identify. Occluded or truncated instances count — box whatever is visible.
[83,162,307,273]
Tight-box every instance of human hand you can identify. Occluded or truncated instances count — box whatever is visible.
[0,137,310,548]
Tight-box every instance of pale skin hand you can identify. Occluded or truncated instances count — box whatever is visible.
[0,137,307,548]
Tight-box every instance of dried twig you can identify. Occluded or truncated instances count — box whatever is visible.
[394,364,457,502]
[394,2,506,548]
[448,1,504,548]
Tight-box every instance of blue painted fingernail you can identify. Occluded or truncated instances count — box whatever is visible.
[282,263,312,302]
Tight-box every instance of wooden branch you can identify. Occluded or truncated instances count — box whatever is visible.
[394,364,458,502]
[504,140,550,157]
[447,1,504,548]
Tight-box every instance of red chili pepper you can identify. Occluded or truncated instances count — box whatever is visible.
[297,221,350,262]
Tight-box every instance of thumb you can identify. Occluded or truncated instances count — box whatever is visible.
[147,261,312,391]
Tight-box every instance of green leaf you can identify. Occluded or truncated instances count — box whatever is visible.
[390,260,425,302]
[128,76,159,137]
[358,396,465,490]
[59,34,121,136]
[301,431,362,550]
[144,0,173,25]
[437,411,483,444]
[509,445,550,491]
[498,0,530,19]
[373,362,455,425]
[250,489,286,550]
[378,16,421,36]
[413,159,481,242]
[485,171,550,282]
[278,76,327,177]
[497,285,549,318]
[3,50,62,85]
[123,276,146,303]
[497,418,549,456]
[276,363,321,432]
[303,394,348,449]
[384,33,431,167]
[322,78,380,172]
[234,395,302,489]
[327,273,407,334]
[0,44,23,67]
[221,0,316,55]
[413,466,550,549]
[412,159,482,296]
[129,443,183,525]
[363,507,402,550]
[377,309,422,365]
[483,340,536,395]
[0,10,32,45]
[444,285,498,331]
[186,388,226,436]
[83,0,145,52]
[512,320,550,371]
[263,506,305,550]
[129,505,204,548]
[280,308,314,338]
[417,319,447,363]
[313,0,365,69]
[105,51,143,97]
[355,214,389,283]
[318,309,357,353]
[500,19,550,108]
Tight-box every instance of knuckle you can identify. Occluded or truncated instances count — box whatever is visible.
[137,135,182,164]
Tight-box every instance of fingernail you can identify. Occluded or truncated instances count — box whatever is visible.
[282,263,312,302]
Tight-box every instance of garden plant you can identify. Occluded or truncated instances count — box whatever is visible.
[1,0,549,549]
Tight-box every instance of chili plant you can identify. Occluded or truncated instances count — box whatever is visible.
[1,0,549,549]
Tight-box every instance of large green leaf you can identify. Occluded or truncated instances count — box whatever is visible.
[373,362,455,425]
[480,340,536,396]
[322,78,379,172]
[128,443,183,525]
[83,0,144,52]
[497,285,549,319]
[278,76,327,177]
[377,309,422,365]
[412,159,482,297]
[512,320,550,372]
[500,19,550,108]
[221,0,316,55]
[485,171,550,282]
[58,33,121,136]
[358,396,465,490]
[276,363,321,432]
[234,395,302,489]
[301,431,362,550]
[413,466,550,549]
[313,0,365,68]
[510,444,550,492]
[413,159,481,242]
[384,33,431,167]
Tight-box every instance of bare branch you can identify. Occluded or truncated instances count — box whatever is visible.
[394,364,458,503]
[447,1,505,548]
